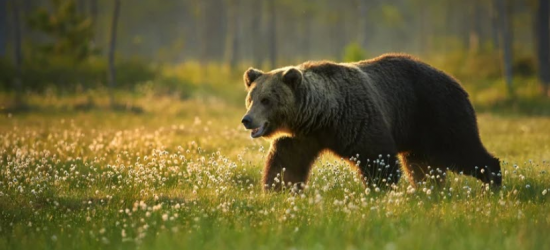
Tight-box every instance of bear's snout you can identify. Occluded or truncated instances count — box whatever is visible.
[241,115,253,129]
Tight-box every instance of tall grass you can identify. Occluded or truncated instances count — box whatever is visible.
[0,93,549,249]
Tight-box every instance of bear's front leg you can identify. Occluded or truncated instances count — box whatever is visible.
[263,137,323,191]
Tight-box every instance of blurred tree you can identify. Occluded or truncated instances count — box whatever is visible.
[225,0,241,70]
[441,0,456,53]
[195,0,208,66]
[186,0,226,67]
[301,1,314,60]
[497,0,514,95]
[27,0,96,61]
[0,0,7,58]
[453,1,471,51]
[20,0,33,41]
[90,0,98,44]
[468,0,482,53]
[108,0,121,107]
[76,0,86,14]
[414,0,433,54]
[321,1,345,59]
[267,0,276,68]
[249,0,264,67]
[490,0,500,49]
[378,3,404,51]
[535,0,550,96]
[357,0,368,49]
[342,42,366,62]
[292,0,316,61]
[11,0,23,106]
[2,0,541,83]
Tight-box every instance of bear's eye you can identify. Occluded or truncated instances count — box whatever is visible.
[260,98,270,106]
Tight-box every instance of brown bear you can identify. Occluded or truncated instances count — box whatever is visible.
[241,53,501,191]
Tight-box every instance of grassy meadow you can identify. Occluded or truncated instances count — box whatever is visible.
[2,0,549,248]
[1,74,550,250]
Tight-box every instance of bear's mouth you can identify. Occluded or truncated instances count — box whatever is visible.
[250,122,268,138]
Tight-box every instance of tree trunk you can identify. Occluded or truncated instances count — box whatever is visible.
[497,0,514,96]
[76,0,87,14]
[334,14,347,59]
[418,0,430,54]
[12,0,23,107]
[459,2,470,51]
[267,0,276,68]
[250,0,263,67]
[90,0,98,43]
[535,0,550,97]
[90,0,98,21]
[197,0,208,67]
[0,0,7,58]
[491,0,500,49]
[469,1,481,54]
[444,0,459,53]
[108,0,121,107]
[301,12,312,60]
[225,0,240,70]
[357,0,368,48]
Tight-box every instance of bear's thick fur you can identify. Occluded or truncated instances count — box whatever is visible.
[241,54,501,191]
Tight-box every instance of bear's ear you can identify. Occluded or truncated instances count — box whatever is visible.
[282,68,302,88]
[243,67,263,89]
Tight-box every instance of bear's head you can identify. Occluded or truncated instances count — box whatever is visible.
[241,67,303,139]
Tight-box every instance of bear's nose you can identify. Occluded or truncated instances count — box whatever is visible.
[241,115,253,128]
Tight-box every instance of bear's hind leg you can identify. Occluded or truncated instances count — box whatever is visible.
[400,153,447,187]
[355,153,401,189]
[330,126,401,189]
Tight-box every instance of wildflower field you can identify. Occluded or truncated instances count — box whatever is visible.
[1,94,550,250]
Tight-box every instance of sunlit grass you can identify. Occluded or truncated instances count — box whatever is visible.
[1,92,550,250]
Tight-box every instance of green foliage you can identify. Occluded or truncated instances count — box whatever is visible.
[430,50,537,82]
[0,56,158,93]
[161,61,247,105]
[27,0,97,61]
[342,42,367,62]
[146,76,197,99]
[0,58,243,102]
[431,51,501,80]
[513,55,536,77]
[379,4,404,28]
[0,59,14,91]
